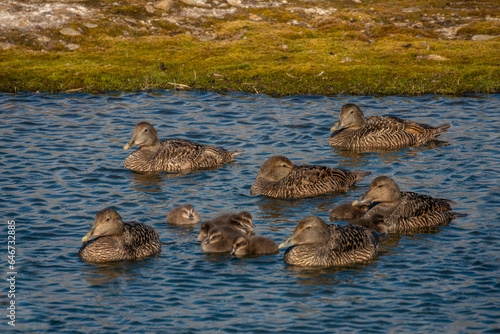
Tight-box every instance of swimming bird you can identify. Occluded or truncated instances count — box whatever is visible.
[344,176,463,233]
[279,215,382,267]
[329,201,371,221]
[232,235,279,257]
[197,211,254,242]
[201,227,245,253]
[79,208,161,263]
[123,122,242,172]
[250,156,370,199]
[329,104,451,151]
[166,204,201,225]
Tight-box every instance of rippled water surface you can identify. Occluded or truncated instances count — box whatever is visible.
[1,92,499,333]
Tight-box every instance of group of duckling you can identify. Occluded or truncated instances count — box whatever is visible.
[79,103,464,267]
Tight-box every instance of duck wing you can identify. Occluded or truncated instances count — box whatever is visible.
[122,222,161,259]
[156,139,236,171]
[282,165,365,197]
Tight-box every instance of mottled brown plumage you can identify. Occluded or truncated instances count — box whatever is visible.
[123,122,242,172]
[232,235,279,257]
[166,204,201,225]
[279,215,381,267]
[79,208,161,263]
[348,176,463,233]
[329,104,451,151]
[250,156,370,199]
[197,211,255,242]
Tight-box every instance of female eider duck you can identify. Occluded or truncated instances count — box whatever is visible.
[250,156,370,199]
[79,208,161,263]
[279,215,383,267]
[232,235,279,257]
[123,122,242,173]
[166,204,201,225]
[331,176,464,233]
[329,104,451,151]
[197,211,255,242]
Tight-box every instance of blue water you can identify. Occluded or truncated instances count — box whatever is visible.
[1,91,499,333]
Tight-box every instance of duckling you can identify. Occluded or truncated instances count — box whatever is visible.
[279,215,382,267]
[166,204,201,225]
[329,201,371,221]
[79,208,161,263]
[201,227,245,253]
[348,176,464,233]
[123,122,242,172]
[329,104,451,151]
[231,235,279,257]
[197,211,254,242]
[250,156,370,199]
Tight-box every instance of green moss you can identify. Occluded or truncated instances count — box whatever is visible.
[457,21,500,36]
[0,0,499,95]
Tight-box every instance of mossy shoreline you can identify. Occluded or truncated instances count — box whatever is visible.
[0,0,499,96]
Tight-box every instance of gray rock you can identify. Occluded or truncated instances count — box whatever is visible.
[471,34,499,41]
[66,43,80,51]
[60,28,81,36]
[402,7,421,13]
[155,0,174,11]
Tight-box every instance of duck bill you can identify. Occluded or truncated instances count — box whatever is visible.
[354,192,372,205]
[330,121,343,132]
[278,236,296,249]
[123,135,136,150]
[81,227,96,243]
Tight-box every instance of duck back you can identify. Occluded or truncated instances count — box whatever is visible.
[125,139,240,173]
[329,115,450,151]
[283,224,380,267]
[252,164,369,199]
[79,222,161,263]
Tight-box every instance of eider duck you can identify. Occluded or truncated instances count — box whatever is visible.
[340,176,464,233]
[166,204,201,225]
[329,201,371,221]
[197,211,254,242]
[201,227,245,253]
[279,215,382,267]
[231,235,279,257]
[123,122,242,172]
[329,104,451,151]
[250,155,370,199]
[79,208,161,263]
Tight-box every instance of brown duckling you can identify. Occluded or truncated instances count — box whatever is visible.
[123,122,242,172]
[79,208,161,263]
[250,156,370,199]
[349,176,464,233]
[329,201,371,221]
[201,227,245,253]
[279,215,382,267]
[329,104,451,151]
[231,235,279,257]
[166,204,201,225]
[197,211,255,242]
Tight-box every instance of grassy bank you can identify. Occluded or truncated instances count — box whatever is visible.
[0,0,499,96]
